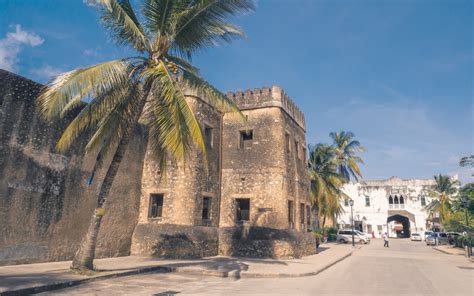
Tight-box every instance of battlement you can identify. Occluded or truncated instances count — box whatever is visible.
[226,85,306,130]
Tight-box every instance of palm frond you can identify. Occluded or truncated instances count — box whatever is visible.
[142,62,206,165]
[181,69,241,114]
[38,59,129,121]
[142,0,176,38]
[55,82,131,153]
[171,0,254,58]
[100,0,148,52]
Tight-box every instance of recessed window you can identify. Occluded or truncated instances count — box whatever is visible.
[285,133,290,153]
[294,140,300,159]
[239,130,253,149]
[236,198,250,221]
[302,147,307,162]
[421,197,426,206]
[367,224,373,233]
[202,196,211,221]
[300,203,305,225]
[365,196,370,207]
[399,195,404,204]
[344,199,349,207]
[204,126,213,149]
[288,200,294,228]
[148,193,163,218]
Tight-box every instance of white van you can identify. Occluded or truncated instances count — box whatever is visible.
[336,229,370,244]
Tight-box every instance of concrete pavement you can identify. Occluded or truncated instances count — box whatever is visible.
[0,243,354,295]
[38,239,473,295]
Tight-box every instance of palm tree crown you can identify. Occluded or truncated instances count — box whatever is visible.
[307,144,346,228]
[427,174,459,226]
[329,131,365,182]
[38,0,254,171]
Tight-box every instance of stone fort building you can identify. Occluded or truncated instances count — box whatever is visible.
[0,69,315,265]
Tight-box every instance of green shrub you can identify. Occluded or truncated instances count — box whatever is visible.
[325,227,338,235]
[328,233,337,241]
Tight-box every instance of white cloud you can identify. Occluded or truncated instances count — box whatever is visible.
[0,24,44,71]
[83,0,101,7]
[30,65,62,81]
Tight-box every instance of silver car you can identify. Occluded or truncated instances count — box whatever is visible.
[337,229,370,244]
[426,234,436,246]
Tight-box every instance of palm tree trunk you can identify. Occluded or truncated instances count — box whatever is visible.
[71,86,151,271]
[321,215,326,229]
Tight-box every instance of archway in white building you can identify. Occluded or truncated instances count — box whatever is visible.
[387,214,410,238]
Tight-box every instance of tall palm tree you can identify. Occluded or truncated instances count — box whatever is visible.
[329,131,365,182]
[307,144,346,228]
[37,0,254,271]
[427,174,459,227]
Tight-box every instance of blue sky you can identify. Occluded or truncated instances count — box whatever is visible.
[0,0,472,183]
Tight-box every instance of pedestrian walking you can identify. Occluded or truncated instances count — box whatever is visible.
[383,232,389,247]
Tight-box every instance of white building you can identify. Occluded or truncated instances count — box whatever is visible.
[338,176,439,238]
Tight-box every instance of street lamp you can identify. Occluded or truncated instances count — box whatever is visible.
[349,199,355,247]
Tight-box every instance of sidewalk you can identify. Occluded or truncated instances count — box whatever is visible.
[433,245,473,262]
[0,243,355,295]
[433,245,465,256]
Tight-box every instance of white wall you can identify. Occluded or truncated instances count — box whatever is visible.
[338,177,436,238]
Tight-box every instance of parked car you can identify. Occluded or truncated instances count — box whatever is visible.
[424,231,434,241]
[411,233,422,241]
[336,229,370,244]
[426,232,448,246]
[426,234,437,246]
[355,230,372,243]
[446,232,461,245]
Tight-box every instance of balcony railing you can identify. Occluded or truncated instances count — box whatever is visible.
[388,204,405,209]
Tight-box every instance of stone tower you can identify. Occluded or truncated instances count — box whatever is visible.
[218,86,314,258]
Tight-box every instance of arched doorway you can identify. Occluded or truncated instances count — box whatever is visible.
[387,214,410,238]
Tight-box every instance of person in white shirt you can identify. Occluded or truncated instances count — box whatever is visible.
[383,233,389,247]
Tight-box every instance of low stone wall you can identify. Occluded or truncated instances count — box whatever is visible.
[219,226,316,259]
[131,224,219,258]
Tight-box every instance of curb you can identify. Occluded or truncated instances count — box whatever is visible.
[171,251,354,279]
[1,266,172,296]
[432,247,453,255]
[239,251,353,278]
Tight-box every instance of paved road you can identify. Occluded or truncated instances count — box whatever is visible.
[42,239,473,295]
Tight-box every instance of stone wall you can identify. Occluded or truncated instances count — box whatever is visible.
[218,226,316,259]
[0,69,145,265]
[131,224,218,258]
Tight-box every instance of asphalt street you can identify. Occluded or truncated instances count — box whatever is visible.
[42,239,473,295]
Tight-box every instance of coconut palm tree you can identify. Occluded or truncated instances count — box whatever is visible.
[427,174,459,227]
[329,131,366,182]
[37,0,254,271]
[307,144,346,228]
